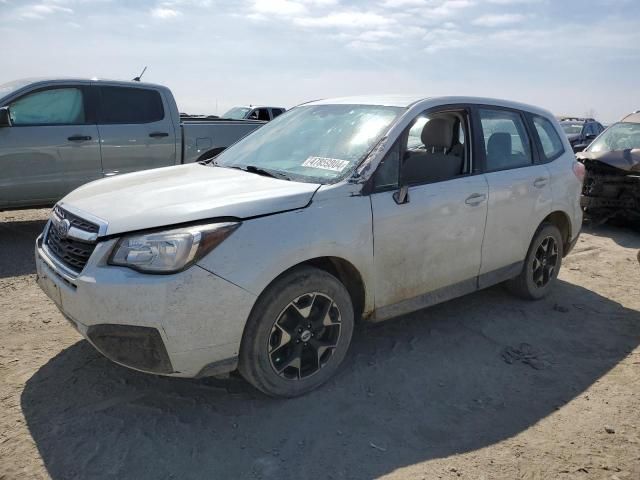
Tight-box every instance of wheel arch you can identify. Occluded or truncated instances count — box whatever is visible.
[252,256,368,323]
[541,210,572,256]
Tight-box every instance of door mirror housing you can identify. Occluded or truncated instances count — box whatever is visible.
[393,184,409,205]
[0,107,12,127]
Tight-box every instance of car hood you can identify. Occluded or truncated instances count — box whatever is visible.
[576,149,640,172]
[60,164,321,235]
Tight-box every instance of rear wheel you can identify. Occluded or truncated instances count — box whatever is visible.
[507,223,563,300]
[239,266,354,397]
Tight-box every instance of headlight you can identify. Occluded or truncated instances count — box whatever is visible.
[109,222,240,273]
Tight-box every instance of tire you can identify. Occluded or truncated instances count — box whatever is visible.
[507,223,564,300]
[238,266,354,397]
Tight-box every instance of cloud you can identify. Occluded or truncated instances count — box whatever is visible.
[472,13,526,27]
[294,11,394,28]
[151,7,182,19]
[16,3,73,20]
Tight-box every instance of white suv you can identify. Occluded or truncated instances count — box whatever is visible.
[35,96,584,397]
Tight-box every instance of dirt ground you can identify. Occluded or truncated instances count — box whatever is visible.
[0,208,638,480]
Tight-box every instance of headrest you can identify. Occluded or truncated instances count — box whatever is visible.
[421,117,453,149]
[487,132,512,157]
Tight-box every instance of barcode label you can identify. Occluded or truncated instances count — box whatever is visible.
[301,156,350,172]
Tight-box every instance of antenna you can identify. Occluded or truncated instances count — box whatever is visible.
[133,66,147,82]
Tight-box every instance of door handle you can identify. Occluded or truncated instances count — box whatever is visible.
[68,135,92,141]
[533,177,548,188]
[465,193,487,206]
[149,132,169,138]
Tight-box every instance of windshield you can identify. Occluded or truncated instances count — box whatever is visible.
[561,123,583,135]
[222,107,251,119]
[587,122,640,153]
[213,104,403,183]
[0,79,33,102]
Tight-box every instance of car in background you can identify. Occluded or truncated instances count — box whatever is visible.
[222,105,286,121]
[0,78,264,210]
[35,95,583,397]
[577,111,640,226]
[559,117,605,152]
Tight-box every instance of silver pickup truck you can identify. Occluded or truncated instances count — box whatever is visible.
[0,78,264,209]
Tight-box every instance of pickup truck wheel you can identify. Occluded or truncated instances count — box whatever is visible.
[507,223,563,300]
[239,266,354,397]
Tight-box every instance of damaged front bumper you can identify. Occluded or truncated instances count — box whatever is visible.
[577,152,640,224]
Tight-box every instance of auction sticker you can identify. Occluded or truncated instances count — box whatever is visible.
[302,156,350,172]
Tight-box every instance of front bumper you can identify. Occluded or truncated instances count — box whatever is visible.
[35,235,257,377]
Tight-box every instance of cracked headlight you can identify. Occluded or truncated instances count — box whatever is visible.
[109,222,240,274]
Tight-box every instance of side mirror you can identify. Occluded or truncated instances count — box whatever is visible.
[393,184,409,205]
[585,133,597,140]
[573,144,587,153]
[0,107,11,127]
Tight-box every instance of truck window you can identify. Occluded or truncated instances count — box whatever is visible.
[256,108,271,121]
[98,87,164,124]
[271,108,284,118]
[9,87,86,126]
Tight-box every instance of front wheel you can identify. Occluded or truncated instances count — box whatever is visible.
[507,223,563,300]
[238,266,354,397]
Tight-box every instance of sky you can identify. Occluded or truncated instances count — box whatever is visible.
[1,0,639,123]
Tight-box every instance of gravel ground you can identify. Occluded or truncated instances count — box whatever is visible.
[0,208,639,480]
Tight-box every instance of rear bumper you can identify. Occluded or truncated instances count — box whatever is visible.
[35,235,257,377]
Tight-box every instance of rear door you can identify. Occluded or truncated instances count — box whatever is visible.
[96,85,177,176]
[0,84,101,208]
[475,106,552,282]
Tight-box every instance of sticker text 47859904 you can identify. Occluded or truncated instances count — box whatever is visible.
[301,156,351,172]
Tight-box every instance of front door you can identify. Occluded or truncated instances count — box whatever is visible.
[0,85,101,208]
[370,107,488,318]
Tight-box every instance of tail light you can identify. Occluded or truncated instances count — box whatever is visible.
[573,161,585,182]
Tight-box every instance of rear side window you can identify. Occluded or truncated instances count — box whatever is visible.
[271,108,284,118]
[478,108,532,171]
[532,115,564,161]
[98,87,164,124]
[9,87,86,126]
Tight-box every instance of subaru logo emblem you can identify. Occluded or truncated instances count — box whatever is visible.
[56,219,71,238]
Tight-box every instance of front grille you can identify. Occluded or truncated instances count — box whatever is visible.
[52,205,99,233]
[45,207,99,273]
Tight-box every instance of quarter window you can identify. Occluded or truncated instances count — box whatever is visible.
[98,87,164,124]
[479,108,532,171]
[532,115,564,161]
[9,87,85,126]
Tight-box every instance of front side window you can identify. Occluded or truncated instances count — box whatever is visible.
[587,122,640,153]
[532,115,564,161]
[400,111,468,185]
[479,108,532,171]
[214,104,403,184]
[9,87,85,126]
[98,87,164,124]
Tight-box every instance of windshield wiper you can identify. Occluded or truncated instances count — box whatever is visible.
[229,165,291,181]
